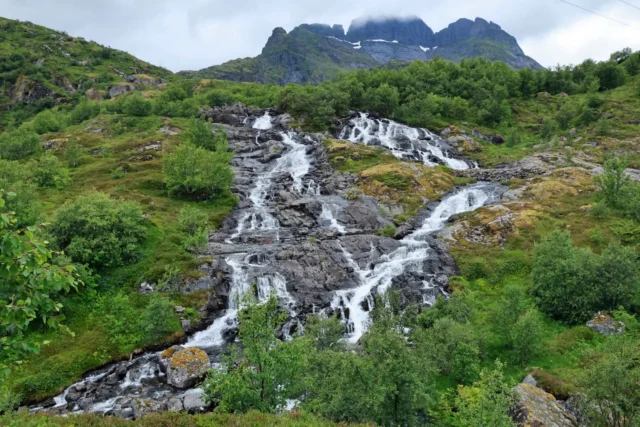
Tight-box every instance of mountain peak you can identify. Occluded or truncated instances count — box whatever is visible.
[346,15,435,45]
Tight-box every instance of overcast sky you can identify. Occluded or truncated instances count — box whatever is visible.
[1,0,640,72]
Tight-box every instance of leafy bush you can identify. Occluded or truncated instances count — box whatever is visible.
[0,191,81,374]
[31,109,64,134]
[51,191,147,269]
[69,99,101,125]
[187,119,228,151]
[532,230,639,324]
[539,119,557,140]
[178,206,209,252]
[122,93,152,117]
[33,153,69,188]
[510,310,545,365]
[595,156,630,208]
[0,128,41,160]
[0,160,40,227]
[64,139,84,168]
[163,142,233,198]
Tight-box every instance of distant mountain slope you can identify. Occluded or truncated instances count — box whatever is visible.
[0,16,174,113]
[182,15,543,85]
[179,26,378,85]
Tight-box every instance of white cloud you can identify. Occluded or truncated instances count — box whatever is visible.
[0,0,635,71]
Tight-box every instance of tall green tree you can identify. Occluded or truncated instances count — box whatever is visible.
[595,157,631,208]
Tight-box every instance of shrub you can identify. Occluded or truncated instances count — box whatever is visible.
[0,127,41,160]
[590,202,609,219]
[510,310,545,365]
[187,118,228,151]
[595,156,630,208]
[122,93,153,117]
[33,153,69,188]
[69,99,101,124]
[163,142,233,198]
[208,90,235,107]
[32,109,64,134]
[505,128,522,147]
[51,191,147,269]
[178,206,209,236]
[140,294,181,342]
[532,229,639,324]
[539,119,557,141]
[64,139,84,168]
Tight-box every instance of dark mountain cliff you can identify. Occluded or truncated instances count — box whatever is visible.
[345,16,435,46]
[180,15,544,84]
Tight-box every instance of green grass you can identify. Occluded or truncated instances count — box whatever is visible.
[6,112,236,402]
[1,410,365,427]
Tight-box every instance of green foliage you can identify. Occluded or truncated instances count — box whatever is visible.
[590,202,609,220]
[578,336,640,427]
[417,317,481,384]
[51,191,147,269]
[504,128,521,147]
[0,192,81,376]
[33,154,69,188]
[439,361,516,427]
[0,128,41,160]
[31,110,64,135]
[187,119,228,152]
[122,93,153,117]
[362,83,399,117]
[163,142,233,198]
[99,292,180,354]
[532,230,639,324]
[595,157,631,208]
[63,140,84,168]
[539,119,557,140]
[555,102,577,130]
[69,99,101,125]
[0,160,40,227]
[178,206,209,252]
[204,297,304,413]
[110,166,126,180]
[510,310,545,366]
[376,224,396,238]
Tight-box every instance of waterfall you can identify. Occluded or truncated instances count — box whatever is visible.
[340,113,472,170]
[229,132,312,241]
[252,112,273,130]
[332,184,501,343]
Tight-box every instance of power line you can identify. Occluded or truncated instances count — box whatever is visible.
[619,0,640,12]
[557,0,640,31]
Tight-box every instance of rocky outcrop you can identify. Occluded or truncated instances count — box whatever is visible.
[160,346,209,389]
[513,383,578,427]
[586,312,625,336]
[109,83,137,98]
[85,88,105,101]
[299,23,346,39]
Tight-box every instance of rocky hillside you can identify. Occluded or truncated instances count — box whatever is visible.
[178,26,378,85]
[0,16,174,128]
[181,15,543,84]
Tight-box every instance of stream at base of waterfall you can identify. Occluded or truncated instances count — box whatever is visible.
[35,108,503,417]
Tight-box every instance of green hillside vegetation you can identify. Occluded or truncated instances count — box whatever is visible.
[0,17,174,129]
[1,17,640,426]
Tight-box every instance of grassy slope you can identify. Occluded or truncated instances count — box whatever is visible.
[0,16,174,128]
[8,111,236,402]
[1,410,366,427]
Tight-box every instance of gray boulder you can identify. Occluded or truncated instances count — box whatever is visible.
[513,383,578,427]
[109,83,137,98]
[586,312,625,336]
[182,388,208,412]
[159,346,209,389]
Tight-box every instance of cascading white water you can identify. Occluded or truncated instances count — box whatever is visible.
[340,113,471,170]
[252,112,273,130]
[332,184,499,343]
[190,132,313,348]
[229,132,312,241]
[320,203,346,234]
